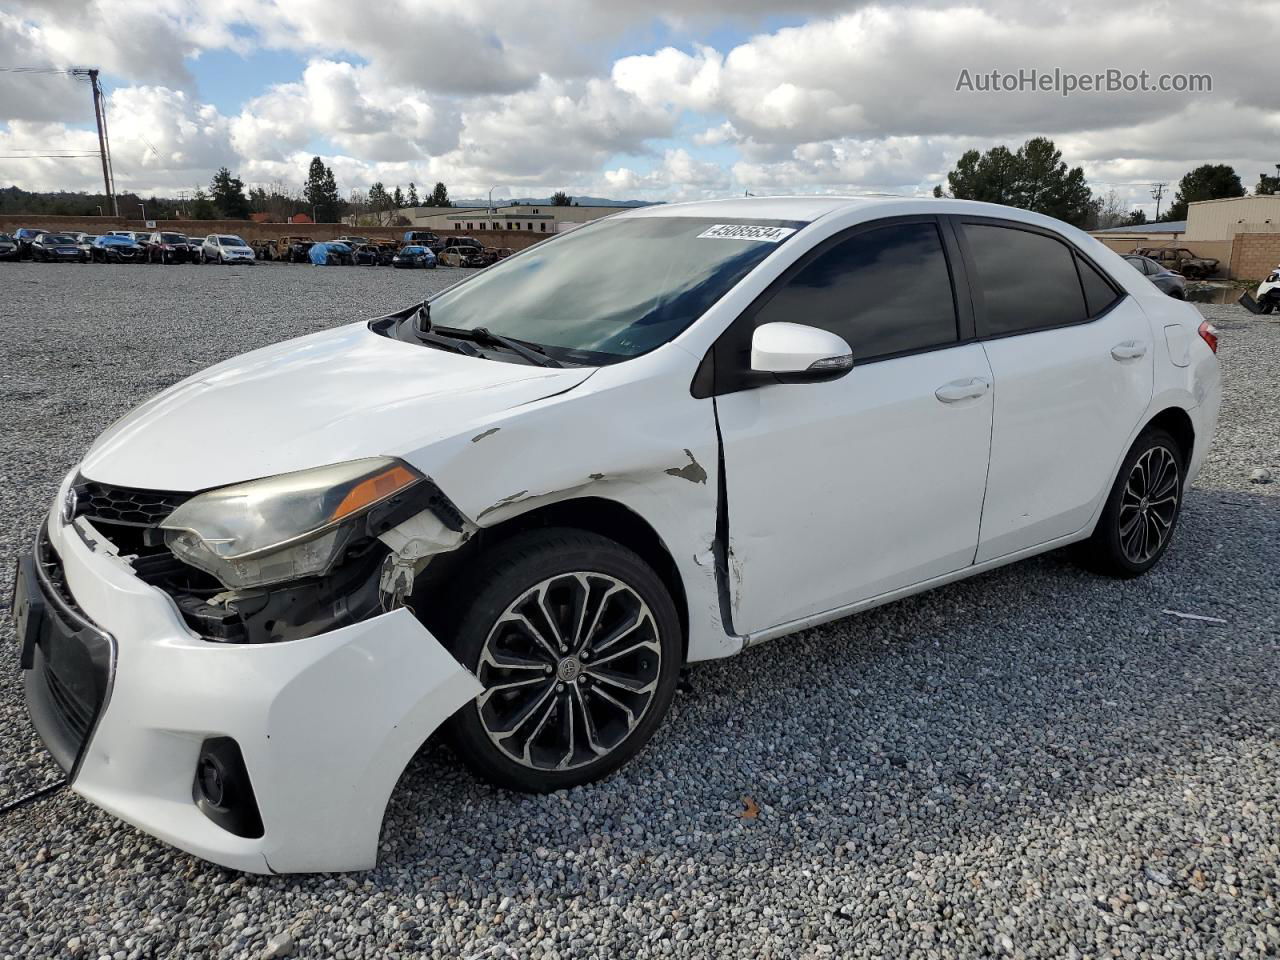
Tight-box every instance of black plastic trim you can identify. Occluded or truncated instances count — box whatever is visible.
[192,737,265,839]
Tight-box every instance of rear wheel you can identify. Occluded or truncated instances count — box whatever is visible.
[1081,428,1184,577]
[442,529,682,792]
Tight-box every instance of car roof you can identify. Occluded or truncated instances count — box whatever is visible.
[611,195,1090,231]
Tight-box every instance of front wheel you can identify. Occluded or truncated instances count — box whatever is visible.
[441,529,682,792]
[1081,428,1184,578]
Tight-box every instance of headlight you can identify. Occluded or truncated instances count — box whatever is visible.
[160,457,421,589]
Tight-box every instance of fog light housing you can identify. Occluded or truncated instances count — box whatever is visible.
[192,737,264,839]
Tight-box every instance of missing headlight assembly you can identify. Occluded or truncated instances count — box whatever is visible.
[70,460,471,645]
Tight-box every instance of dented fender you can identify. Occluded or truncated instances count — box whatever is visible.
[398,353,741,662]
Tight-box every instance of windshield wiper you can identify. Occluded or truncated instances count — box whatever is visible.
[434,325,564,368]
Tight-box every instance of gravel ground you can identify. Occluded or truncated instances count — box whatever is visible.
[1,267,1277,960]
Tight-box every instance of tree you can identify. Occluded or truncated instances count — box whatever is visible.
[368,181,393,225]
[551,191,571,206]
[304,156,344,223]
[934,137,1094,226]
[407,182,419,206]
[429,182,450,206]
[189,188,217,220]
[1088,189,1149,231]
[1162,164,1245,221]
[392,185,404,209]
[1256,168,1280,196]
[210,166,250,219]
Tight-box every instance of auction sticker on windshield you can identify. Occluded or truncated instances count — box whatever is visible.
[696,224,797,243]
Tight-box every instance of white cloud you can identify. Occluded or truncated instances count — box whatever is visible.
[2,0,1279,214]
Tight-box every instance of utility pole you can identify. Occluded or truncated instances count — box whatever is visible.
[1150,182,1167,221]
[71,68,117,217]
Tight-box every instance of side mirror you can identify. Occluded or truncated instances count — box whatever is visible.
[750,322,854,379]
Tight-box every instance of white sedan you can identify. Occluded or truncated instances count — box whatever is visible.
[199,233,255,264]
[14,196,1220,873]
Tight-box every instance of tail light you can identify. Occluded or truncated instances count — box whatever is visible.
[1197,321,1219,354]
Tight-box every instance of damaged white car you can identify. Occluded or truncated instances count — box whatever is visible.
[13,197,1220,873]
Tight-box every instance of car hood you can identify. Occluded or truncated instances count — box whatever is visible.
[80,321,595,491]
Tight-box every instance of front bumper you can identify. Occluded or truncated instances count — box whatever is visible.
[19,487,481,874]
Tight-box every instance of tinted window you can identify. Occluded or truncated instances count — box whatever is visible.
[754,221,958,362]
[964,224,1088,335]
[1076,255,1121,317]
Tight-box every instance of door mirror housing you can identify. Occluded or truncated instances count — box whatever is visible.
[750,322,854,380]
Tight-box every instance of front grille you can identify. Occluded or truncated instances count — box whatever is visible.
[74,478,191,527]
[45,667,93,739]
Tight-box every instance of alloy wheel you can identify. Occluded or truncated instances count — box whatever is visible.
[1118,445,1179,564]
[475,572,662,771]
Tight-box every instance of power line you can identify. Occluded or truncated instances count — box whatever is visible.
[0,154,101,159]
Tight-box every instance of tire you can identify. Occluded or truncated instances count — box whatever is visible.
[440,528,682,793]
[1261,299,1276,315]
[1080,428,1185,578]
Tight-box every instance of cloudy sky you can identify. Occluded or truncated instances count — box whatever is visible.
[1,0,1277,215]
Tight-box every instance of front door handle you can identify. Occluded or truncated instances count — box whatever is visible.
[1110,340,1148,361]
[935,377,991,404]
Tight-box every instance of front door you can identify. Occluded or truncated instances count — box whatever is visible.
[711,218,994,637]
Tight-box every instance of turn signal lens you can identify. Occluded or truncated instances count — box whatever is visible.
[329,463,419,522]
[1197,321,1219,354]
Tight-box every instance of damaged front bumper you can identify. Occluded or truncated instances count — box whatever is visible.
[18,486,482,874]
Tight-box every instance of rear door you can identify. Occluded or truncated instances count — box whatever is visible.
[956,218,1154,562]
[712,217,995,636]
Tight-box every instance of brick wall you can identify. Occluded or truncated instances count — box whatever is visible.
[1229,233,1280,281]
[0,215,546,251]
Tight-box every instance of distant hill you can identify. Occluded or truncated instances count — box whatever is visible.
[450,196,659,208]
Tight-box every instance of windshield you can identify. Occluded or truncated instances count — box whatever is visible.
[98,236,133,245]
[45,235,76,244]
[421,216,800,361]
[401,246,425,254]
[161,233,184,243]
[218,235,245,246]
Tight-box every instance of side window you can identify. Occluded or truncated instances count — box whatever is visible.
[1076,254,1121,317]
[754,221,959,362]
[963,223,1088,335]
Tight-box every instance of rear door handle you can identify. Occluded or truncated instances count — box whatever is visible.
[1110,340,1148,361]
[935,377,991,404]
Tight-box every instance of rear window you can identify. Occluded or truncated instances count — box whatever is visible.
[1076,255,1121,317]
[963,223,1089,335]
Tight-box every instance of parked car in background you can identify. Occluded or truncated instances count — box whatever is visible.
[439,244,488,267]
[13,197,1220,875]
[1123,255,1186,299]
[71,233,98,258]
[391,244,436,269]
[253,239,278,262]
[440,236,480,253]
[308,240,355,265]
[375,242,398,265]
[1240,265,1280,314]
[336,235,373,249]
[146,232,199,264]
[90,234,144,263]
[279,237,315,263]
[1129,246,1218,280]
[30,233,87,263]
[402,230,440,248]
[201,234,256,265]
[14,227,47,258]
[352,244,381,266]
[0,233,19,261]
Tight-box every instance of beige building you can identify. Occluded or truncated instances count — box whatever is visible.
[404,203,634,236]
[1183,195,1280,241]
